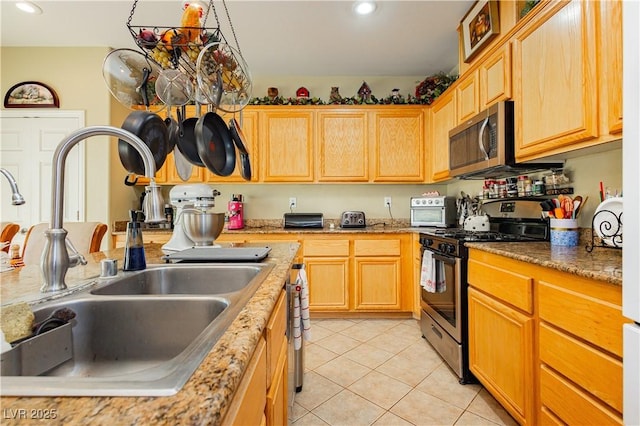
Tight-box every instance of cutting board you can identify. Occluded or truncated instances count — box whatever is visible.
[162,246,271,262]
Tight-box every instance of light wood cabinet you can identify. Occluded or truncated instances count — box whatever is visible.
[456,70,479,125]
[303,239,350,311]
[316,110,368,182]
[512,0,599,161]
[429,89,456,182]
[353,239,401,311]
[265,290,288,426]
[468,247,627,426]
[259,109,314,182]
[479,42,512,109]
[222,336,267,426]
[467,253,535,425]
[600,0,623,135]
[370,108,425,182]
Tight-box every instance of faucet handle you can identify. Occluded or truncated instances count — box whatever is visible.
[65,238,87,267]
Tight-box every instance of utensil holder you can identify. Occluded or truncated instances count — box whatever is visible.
[550,218,579,247]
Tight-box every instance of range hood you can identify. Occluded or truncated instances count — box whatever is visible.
[449,101,563,180]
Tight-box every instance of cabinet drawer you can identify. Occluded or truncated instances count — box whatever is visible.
[467,257,534,313]
[538,281,624,357]
[539,323,622,412]
[540,365,622,425]
[354,239,400,256]
[303,239,349,256]
[266,290,286,389]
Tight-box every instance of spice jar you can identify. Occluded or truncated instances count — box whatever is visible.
[524,178,533,196]
[517,175,528,197]
[533,180,545,196]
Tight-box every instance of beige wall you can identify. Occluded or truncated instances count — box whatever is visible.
[1,47,114,243]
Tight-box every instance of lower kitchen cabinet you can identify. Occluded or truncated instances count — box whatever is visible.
[353,239,401,311]
[468,287,534,425]
[467,248,627,426]
[222,336,267,426]
[303,239,350,311]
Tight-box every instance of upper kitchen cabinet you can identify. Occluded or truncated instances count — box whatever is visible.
[259,109,314,182]
[429,89,456,182]
[370,107,425,182]
[205,110,259,182]
[600,0,622,135]
[479,42,512,109]
[456,70,480,125]
[511,0,602,162]
[316,110,369,182]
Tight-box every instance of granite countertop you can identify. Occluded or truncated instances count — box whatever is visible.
[112,218,416,235]
[0,242,300,425]
[465,241,623,285]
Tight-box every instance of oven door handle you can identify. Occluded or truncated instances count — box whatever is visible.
[432,253,456,265]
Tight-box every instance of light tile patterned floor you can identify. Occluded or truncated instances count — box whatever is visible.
[291,318,518,426]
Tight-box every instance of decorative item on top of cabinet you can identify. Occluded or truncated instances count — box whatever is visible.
[461,0,501,62]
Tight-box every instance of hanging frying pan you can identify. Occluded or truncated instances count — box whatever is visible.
[118,111,168,175]
[176,104,205,167]
[195,110,236,176]
[229,117,252,181]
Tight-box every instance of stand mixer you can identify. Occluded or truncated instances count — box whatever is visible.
[161,184,221,252]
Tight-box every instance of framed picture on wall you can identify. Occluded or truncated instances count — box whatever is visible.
[3,81,59,108]
[461,0,500,63]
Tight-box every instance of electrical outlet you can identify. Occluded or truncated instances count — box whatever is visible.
[289,197,297,209]
[384,196,392,207]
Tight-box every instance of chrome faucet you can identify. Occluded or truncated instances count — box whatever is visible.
[40,126,165,293]
[0,168,26,205]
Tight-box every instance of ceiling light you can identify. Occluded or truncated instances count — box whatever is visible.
[354,1,376,15]
[15,1,42,14]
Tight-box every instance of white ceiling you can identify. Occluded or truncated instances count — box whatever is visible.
[1,0,473,77]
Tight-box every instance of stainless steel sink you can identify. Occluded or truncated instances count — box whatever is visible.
[1,263,274,396]
[91,264,269,296]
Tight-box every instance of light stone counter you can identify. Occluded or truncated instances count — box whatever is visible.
[0,242,300,425]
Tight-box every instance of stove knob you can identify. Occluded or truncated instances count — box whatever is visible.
[438,243,446,252]
[447,244,456,255]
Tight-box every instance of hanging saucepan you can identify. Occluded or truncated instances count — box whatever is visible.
[195,108,236,176]
[196,42,252,113]
[177,104,205,167]
[102,48,165,113]
[229,117,252,181]
[118,110,169,176]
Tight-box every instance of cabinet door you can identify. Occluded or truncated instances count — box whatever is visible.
[260,110,314,182]
[304,257,349,311]
[512,0,598,161]
[601,0,622,134]
[479,43,512,108]
[429,90,456,182]
[354,257,401,310]
[205,110,259,182]
[317,111,368,181]
[468,287,534,425]
[163,151,205,183]
[371,109,425,182]
[266,339,288,426]
[456,70,479,124]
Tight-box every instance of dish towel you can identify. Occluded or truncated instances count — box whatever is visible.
[294,266,311,350]
[420,251,446,293]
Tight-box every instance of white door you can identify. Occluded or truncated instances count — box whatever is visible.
[0,110,85,244]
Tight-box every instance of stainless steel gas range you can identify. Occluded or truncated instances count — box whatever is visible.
[418,199,549,384]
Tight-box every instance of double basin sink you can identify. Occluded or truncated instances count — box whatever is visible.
[1,263,274,396]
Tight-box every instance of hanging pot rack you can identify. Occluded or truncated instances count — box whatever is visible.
[124,0,251,110]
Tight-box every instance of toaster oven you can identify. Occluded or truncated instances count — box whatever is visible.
[410,196,457,227]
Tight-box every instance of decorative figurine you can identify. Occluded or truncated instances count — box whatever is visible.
[267,87,279,99]
[329,87,342,103]
[357,81,372,101]
[296,87,310,99]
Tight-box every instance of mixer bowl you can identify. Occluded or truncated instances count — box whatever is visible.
[182,211,225,246]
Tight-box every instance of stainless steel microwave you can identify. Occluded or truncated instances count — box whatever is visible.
[410,196,457,227]
[448,101,562,179]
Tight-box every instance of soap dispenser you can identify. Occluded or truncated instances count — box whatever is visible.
[123,210,146,271]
